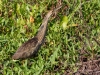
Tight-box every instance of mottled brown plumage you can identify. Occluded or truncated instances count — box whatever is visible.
[12,6,61,60]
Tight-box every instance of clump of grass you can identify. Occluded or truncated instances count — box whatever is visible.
[0,0,100,75]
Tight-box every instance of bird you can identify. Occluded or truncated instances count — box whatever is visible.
[12,6,61,60]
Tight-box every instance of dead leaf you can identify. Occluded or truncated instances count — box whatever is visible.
[30,16,34,23]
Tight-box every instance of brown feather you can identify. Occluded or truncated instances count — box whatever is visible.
[12,37,39,59]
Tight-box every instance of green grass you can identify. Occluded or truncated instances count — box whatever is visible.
[0,0,100,75]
